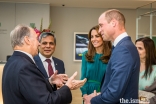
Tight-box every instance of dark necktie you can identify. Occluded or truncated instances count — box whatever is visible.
[45,59,54,77]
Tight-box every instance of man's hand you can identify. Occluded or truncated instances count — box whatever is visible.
[97,92,101,95]
[65,71,87,90]
[49,70,68,87]
[83,90,97,104]
[83,94,89,104]
[57,73,68,84]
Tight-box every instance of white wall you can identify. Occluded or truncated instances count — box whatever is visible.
[50,7,136,79]
[0,2,50,61]
[0,3,137,79]
[16,3,50,30]
[0,3,15,61]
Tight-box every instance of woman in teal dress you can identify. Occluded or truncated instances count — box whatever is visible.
[80,25,112,103]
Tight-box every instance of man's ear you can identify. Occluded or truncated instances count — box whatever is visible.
[23,36,31,45]
[111,19,117,27]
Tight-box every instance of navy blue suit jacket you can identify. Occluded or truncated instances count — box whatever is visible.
[2,51,71,104]
[91,36,140,104]
[34,55,65,78]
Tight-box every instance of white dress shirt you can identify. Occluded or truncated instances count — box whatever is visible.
[39,53,56,77]
[113,32,128,47]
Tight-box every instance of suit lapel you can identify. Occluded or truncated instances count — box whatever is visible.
[34,55,48,78]
[53,57,58,71]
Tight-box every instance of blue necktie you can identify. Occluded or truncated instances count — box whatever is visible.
[112,46,115,52]
[112,45,115,51]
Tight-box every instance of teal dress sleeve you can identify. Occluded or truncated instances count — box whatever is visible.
[80,51,88,95]
[80,51,107,96]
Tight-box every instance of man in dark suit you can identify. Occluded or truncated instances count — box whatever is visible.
[84,9,140,104]
[34,32,65,79]
[2,24,86,104]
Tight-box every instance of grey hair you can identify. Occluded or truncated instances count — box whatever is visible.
[10,24,31,48]
[38,32,56,45]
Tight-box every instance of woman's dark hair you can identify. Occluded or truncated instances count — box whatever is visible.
[135,37,156,79]
[85,25,112,63]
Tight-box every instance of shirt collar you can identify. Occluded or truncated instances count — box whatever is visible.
[113,32,128,47]
[39,53,52,62]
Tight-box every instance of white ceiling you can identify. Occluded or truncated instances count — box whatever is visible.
[0,0,156,9]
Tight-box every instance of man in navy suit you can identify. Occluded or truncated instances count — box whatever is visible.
[34,32,65,79]
[2,24,87,104]
[84,9,140,104]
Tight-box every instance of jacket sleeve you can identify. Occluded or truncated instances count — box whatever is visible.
[80,51,88,96]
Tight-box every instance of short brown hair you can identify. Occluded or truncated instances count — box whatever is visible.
[104,9,125,26]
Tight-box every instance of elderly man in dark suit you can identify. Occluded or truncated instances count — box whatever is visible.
[2,24,86,104]
[84,9,140,104]
[34,32,65,79]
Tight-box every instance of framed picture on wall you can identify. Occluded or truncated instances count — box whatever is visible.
[73,32,89,61]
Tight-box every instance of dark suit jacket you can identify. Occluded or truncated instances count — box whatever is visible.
[34,55,65,78]
[2,51,72,104]
[91,36,140,104]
